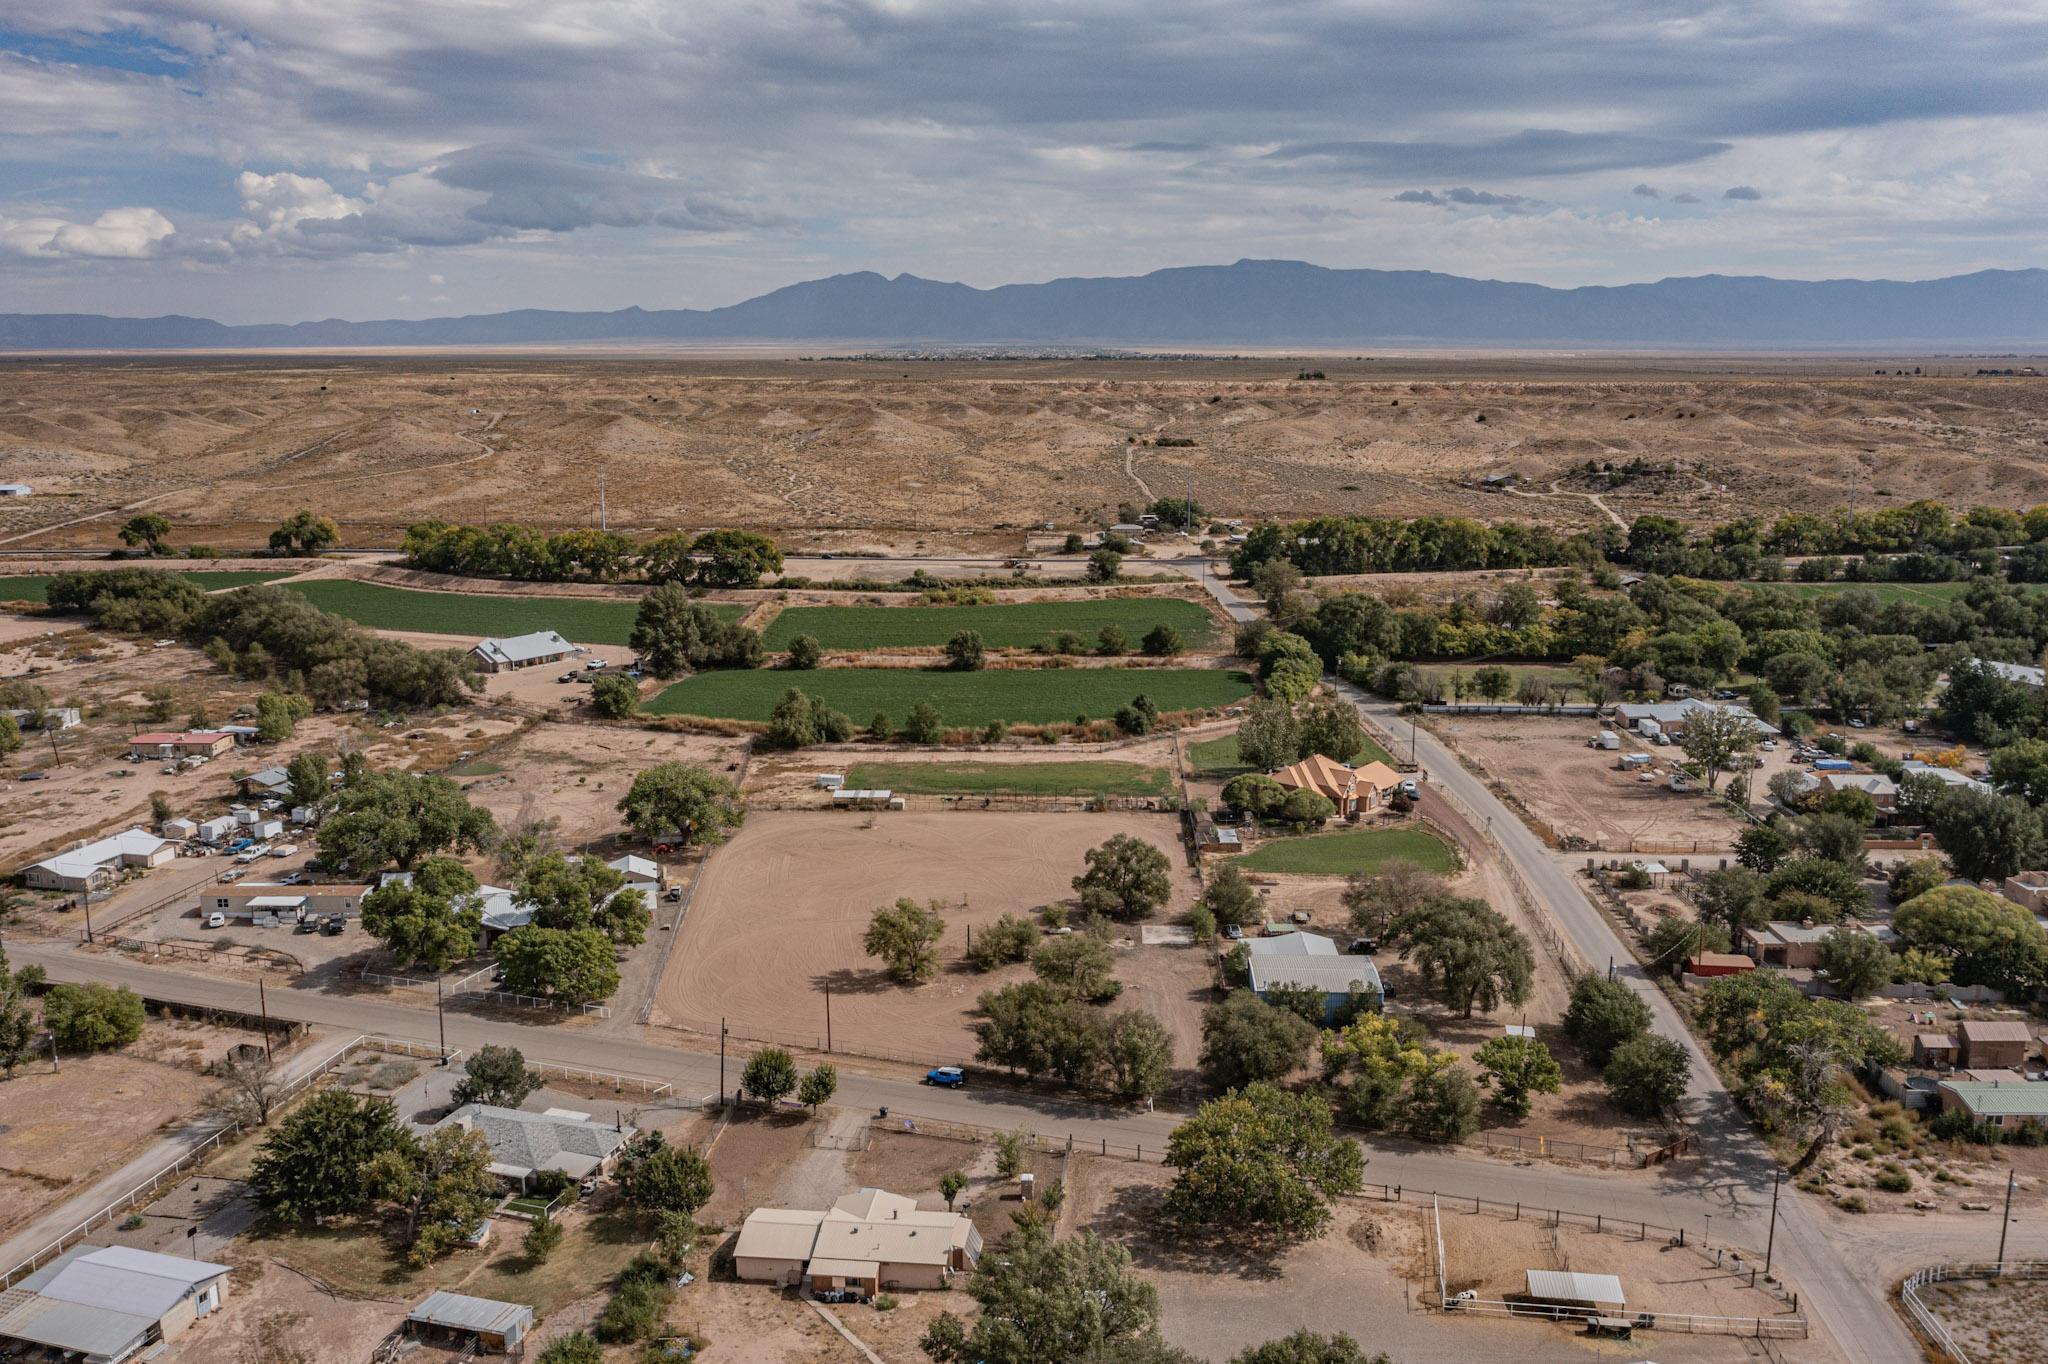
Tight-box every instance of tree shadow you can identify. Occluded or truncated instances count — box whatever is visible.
[809,965,898,996]
[1091,1180,1291,1282]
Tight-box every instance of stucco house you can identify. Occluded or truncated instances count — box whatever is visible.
[734,1188,982,1295]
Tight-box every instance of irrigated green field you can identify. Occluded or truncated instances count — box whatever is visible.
[1188,730,1395,779]
[647,667,1253,726]
[843,760,1172,797]
[283,580,736,644]
[1754,580,2047,606]
[0,570,291,603]
[761,597,1218,651]
[1232,825,1457,876]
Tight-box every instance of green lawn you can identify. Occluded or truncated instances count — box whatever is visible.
[284,579,735,644]
[0,570,290,603]
[1754,580,2047,606]
[844,760,1173,797]
[1189,730,1395,780]
[1232,825,1458,876]
[761,597,1219,651]
[647,666,1253,727]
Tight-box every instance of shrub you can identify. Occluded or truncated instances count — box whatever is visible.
[1874,1165,1912,1193]
[43,983,145,1051]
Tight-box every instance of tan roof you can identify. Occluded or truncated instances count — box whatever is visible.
[1351,760,1404,793]
[1690,952,1754,970]
[1959,1020,2033,1044]
[807,1257,881,1279]
[1916,1033,1958,1050]
[1270,753,1402,804]
[734,1208,825,1262]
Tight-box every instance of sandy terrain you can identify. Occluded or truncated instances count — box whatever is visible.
[5,358,2047,552]
[0,1017,255,1240]
[652,810,1206,1064]
[1427,714,1765,852]
[451,718,745,847]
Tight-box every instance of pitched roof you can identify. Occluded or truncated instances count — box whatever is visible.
[1613,698,1779,735]
[735,1208,829,1261]
[0,1245,230,1354]
[471,630,574,665]
[1959,1020,2033,1044]
[1270,752,1363,801]
[1939,1079,2048,1117]
[435,1104,633,1178]
[1249,954,1383,997]
[30,828,168,882]
[606,854,660,882]
[1246,930,1340,957]
[735,1189,978,1273]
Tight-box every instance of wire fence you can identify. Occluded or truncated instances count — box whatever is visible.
[464,988,609,1017]
[1899,1262,2048,1363]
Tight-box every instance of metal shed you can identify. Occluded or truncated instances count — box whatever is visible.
[1525,1270,1625,1307]
[406,1290,533,1353]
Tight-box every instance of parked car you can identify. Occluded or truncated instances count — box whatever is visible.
[925,1066,967,1088]
[665,886,683,902]
[557,671,580,683]
[203,911,226,929]
[279,871,304,886]
[319,916,344,936]
[1223,923,1244,940]
[17,771,45,782]
[585,659,607,671]
[1349,937,1377,955]
[294,916,318,934]
[1398,778,1421,800]
[220,869,244,883]
[270,843,298,858]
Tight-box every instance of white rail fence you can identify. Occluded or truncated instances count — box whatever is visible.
[1899,1261,2048,1363]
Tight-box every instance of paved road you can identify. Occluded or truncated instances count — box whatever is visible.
[1175,566,1922,1364]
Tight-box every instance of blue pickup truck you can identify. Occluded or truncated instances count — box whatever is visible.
[225,837,254,852]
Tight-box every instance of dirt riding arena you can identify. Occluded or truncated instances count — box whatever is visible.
[652,810,1206,1064]
[1427,714,1754,851]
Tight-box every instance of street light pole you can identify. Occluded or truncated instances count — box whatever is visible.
[719,1017,729,1109]
[435,979,447,1065]
[258,978,273,1062]
[1764,1169,1782,1277]
[1998,1170,2017,1271]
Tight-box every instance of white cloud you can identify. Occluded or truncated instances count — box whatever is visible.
[0,207,176,258]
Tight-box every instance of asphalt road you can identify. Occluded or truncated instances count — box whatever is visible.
[1175,566,1922,1364]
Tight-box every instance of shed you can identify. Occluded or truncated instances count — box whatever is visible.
[405,1291,533,1353]
[196,817,237,843]
[1688,952,1755,978]
[163,818,198,840]
[1913,1033,1959,1067]
[1525,1269,1625,1310]
[1958,1019,2033,1070]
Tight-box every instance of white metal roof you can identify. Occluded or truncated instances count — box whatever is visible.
[1246,931,1340,957]
[1526,1269,1625,1304]
[1248,955,1383,996]
[471,629,574,665]
[407,1290,533,1335]
[606,854,659,882]
[30,828,168,882]
[831,789,893,800]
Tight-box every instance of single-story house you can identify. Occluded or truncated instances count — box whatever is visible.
[237,766,294,799]
[1267,753,1405,819]
[1937,1077,2048,1131]
[201,883,371,921]
[1958,1019,2033,1070]
[404,1291,532,1355]
[4,706,81,731]
[469,629,575,673]
[432,1104,635,1190]
[2003,872,2048,916]
[1898,759,1992,797]
[1687,951,1755,978]
[734,1188,982,1294]
[128,730,235,760]
[0,1245,228,1363]
[1818,771,1898,815]
[1743,921,1836,970]
[25,828,174,892]
[1612,698,1779,739]
[1246,931,1383,1022]
[606,854,662,893]
[1981,659,2046,690]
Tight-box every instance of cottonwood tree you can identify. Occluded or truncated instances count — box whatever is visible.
[367,1124,498,1267]
[43,983,144,1051]
[590,672,639,718]
[618,1135,714,1216]
[285,750,331,811]
[945,630,987,670]
[741,1047,799,1105]
[1233,699,1300,772]
[688,528,783,587]
[318,768,496,873]
[1318,1013,1448,1130]
[519,853,649,945]
[1561,974,1652,1067]
[628,584,764,677]
[1074,834,1171,921]
[965,913,1038,970]
[358,856,483,970]
[494,926,620,1002]
[1228,1332,1391,1364]
[1032,933,1119,1002]
[1603,1034,1691,1118]
[268,509,340,556]
[864,898,947,982]
[1294,696,1364,762]
[921,1218,1163,1364]
[974,981,1106,1085]
[1388,897,1533,1017]
[1201,861,1261,930]
[616,762,744,849]
[1198,991,1315,1090]
[1893,885,2048,996]
[1102,1010,1173,1101]
[1678,709,1758,790]
[1342,859,1449,937]
[451,1044,542,1108]
[1163,1083,1363,1240]
[118,512,172,555]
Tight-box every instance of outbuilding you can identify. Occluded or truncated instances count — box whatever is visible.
[0,1245,228,1362]
[128,731,235,760]
[24,828,174,892]
[1523,1269,1626,1319]
[405,1291,533,1354]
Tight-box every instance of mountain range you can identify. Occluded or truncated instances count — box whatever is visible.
[4,260,2046,349]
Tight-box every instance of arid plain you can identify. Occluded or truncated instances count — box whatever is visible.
[2,354,2046,550]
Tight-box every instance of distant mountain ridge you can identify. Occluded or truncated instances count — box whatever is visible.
[5,259,2047,349]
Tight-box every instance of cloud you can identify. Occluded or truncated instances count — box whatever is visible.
[1631,183,1661,199]
[427,145,785,235]
[0,206,175,258]
[1671,192,1702,204]
[1268,130,1730,179]
[1723,185,1763,200]
[1392,187,1544,214]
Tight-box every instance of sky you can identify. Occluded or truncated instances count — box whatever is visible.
[1,1,2043,323]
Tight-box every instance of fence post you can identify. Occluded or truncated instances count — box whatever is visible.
[1639,1221,1645,1241]
[1514,1202,1520,1221]
[1596,1215,1602,1234]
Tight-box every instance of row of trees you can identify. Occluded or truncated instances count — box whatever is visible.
[117,508,338,558]
[402,521,783,586]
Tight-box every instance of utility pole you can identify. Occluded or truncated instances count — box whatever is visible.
[81,890,94,945]
[435,979,447,1065]
[719,1017,729,1108]
[1998,1170,2017,1271]
[824,987,833,1054]
[599,467,608,532]
[1764,1168,1782,1277]
[258,978,273,1061]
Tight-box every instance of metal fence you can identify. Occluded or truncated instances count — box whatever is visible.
[465,988,609,1017]
[1899,1262,2048,1363]
[1440,1297,1806,1339]
[524,1058,672,1097]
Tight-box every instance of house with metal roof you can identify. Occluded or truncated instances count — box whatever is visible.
[1612,698,1778,738]
[432,1103,635,1189]
[469,629,575,673]
[1937,1077,2048,1131]
[405,1290,533,1353]
[606,854,662,891]
[734,1188,982,1295]
[24,827,174,892]
[127,730,235,760]
[237,765,294,798]
[1981,659,2046,689]
[0,1245,228,1362]
[1245,931,1382,1022]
